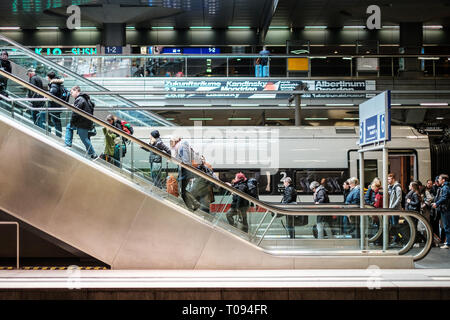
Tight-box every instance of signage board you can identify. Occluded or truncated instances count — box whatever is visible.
[359,91,391,146]
[105,46,122,54]
[161,47,220,54]
[33,47,97,56]
[164,79,376,99]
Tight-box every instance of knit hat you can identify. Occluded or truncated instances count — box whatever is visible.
[235,172,247,182]
[151,130,160,139]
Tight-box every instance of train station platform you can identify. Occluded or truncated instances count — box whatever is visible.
[0,248,448,300]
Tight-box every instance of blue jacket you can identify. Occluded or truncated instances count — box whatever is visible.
[345,186,361,205]
[435,181,449,213]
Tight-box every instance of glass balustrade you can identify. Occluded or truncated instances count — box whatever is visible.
[0,35,173,127]
[36,54,450,79]
[0,71,434,261]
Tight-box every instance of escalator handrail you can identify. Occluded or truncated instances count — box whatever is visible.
[0,68,433,261]
[0,34,174,127]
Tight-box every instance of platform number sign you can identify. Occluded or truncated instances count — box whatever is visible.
[358,90,391,146]
[359,122,364,145]
[379,114,386,140]
[105,46,122,55]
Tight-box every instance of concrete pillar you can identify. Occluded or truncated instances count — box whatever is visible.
[101,23,126,47]
[399,22,423,77]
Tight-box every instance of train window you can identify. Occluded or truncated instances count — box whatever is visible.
[356,159,378,188]
[294,170,348,194]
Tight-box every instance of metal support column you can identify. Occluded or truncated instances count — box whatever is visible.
[359,152,366,249]
[294,94,301,126]
[382,146,389,251]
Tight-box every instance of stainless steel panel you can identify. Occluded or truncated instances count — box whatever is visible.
[112,197,214,269]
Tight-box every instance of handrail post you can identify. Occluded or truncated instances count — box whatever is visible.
[359,152,366,250]
[382,146,389,250]
[45,101,49,136]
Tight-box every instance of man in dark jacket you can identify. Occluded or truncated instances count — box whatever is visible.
[226,172,250,232]
[281,177,297,239]
[37,71,63,137]
[64,86,97,158]
[26,68,45,124]
[146,130,171,188]
[0,51,12,97]
[433,174,450,248]
[310,181,333,239]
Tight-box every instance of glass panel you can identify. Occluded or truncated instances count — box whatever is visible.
[0,36,171,127]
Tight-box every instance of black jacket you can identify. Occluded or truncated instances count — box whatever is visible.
[0,59,11,90]
[47,78,65,109]
[281,184,297,204]
[405,190,421,212]
[146,138,171,164]
[28,75,44,107]
[314,185,330,223]
[70,93,94,129]
[231,180,249,209]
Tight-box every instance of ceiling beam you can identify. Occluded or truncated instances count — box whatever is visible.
[259,0,280,43]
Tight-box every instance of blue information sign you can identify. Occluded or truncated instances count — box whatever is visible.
[105,46,122,54]
[359,91,391,146]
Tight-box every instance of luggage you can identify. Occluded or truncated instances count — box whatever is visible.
[167,175,179,197]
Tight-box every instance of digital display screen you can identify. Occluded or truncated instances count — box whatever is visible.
[161,47,220,54]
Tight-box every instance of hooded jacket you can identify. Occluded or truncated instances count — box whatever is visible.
[70,93,94,129]
[231,178,249,209]
[388,182,403,210]
[48,78,64,109]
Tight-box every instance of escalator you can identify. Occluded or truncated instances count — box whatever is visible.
[0,69,433,269]
[0,34,173,127]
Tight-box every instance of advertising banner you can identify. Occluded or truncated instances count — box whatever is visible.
[164,79,376,99]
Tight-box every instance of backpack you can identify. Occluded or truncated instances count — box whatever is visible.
[400,188,407,210]
[120,120,134,136]
[59,85,71,102]
[167,175,179,197]
[247,178,259,199]
[190,146,203,167]
[374,192,383,208]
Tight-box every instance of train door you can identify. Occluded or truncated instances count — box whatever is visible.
[349,150,417,190]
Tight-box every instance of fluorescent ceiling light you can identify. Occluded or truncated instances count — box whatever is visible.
[269,26,289,29]
[37,27,59,30]
[344,118,359,120]
[304,117,328,120]
[79,27,97,30]
[152,26,174,30]
[228,118,252,120]
[342,57,353,60]
[165,118,175,121]
[391,103,402,106]
[420,102,448,106]
[0,27,20,30]
[326,103,354,106]
[126,27,135,30]
[304,26,327,29]
[266,118,290,120]
[436,117,444,120]
[418,57,440,60]
[310,56,327,59]
[189,118,213,120]
[190,26,212,29]
[231,104,259,107]
[424,25,443,29]
[343,26,365,29]
[382,26,400,29]
[228,26,251,29]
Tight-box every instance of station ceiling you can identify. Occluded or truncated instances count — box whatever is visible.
[1,0,449,30]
